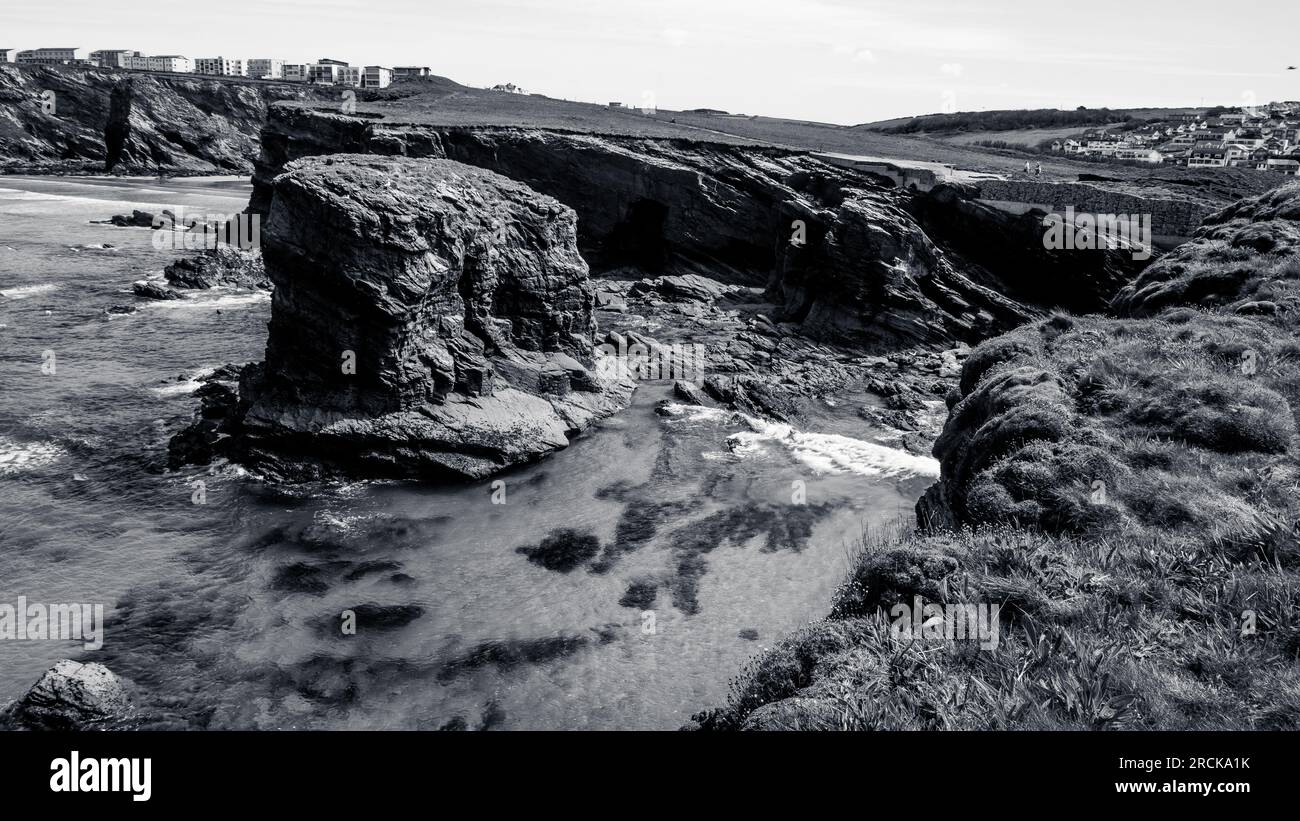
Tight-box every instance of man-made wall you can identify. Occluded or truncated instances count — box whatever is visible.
[974,179,1214,247]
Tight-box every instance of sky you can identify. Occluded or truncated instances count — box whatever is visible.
[3,0,1298,124]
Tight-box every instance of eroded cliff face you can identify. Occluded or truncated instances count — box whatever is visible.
[0,65,329,174]
[918,183,1300,534]
[908,183,1145,316]
[204,154,633,480]
[248,106,1142,350]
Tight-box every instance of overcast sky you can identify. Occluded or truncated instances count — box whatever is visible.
[3,0,1297,124]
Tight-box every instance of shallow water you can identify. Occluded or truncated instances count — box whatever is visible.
[0,175,935,729]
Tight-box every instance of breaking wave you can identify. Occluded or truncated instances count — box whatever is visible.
[0,283,59,300]
[662,403,940,478]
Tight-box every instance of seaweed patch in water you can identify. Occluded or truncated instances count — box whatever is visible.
[666,503,833,614]
[591,499,700,573]
[619,579,659,609]
[436,633,592,683]
[515,528,602,572]
[312,602,424,636]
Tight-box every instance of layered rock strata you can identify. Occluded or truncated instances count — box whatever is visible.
[174,154,633,479]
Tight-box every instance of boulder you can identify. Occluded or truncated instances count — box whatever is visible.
[132,280,184,300]
[673,379,709,405]
[1,660,130,730]
[103,209,154,227]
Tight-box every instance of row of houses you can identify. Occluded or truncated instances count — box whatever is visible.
[1050,101,1300,175]
[0,47,436,89]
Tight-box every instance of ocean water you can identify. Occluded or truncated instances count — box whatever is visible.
[0,175,936,729]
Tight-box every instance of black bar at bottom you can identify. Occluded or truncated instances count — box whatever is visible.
[0,730,1279,807]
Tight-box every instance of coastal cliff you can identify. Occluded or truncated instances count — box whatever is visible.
[695,183,1300,731]
[0,64,330,174]
[246,105,1147,349]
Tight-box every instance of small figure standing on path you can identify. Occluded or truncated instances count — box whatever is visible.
[1035,162,1043,176]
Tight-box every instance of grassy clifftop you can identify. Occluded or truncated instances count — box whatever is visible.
[694,183,1300,731]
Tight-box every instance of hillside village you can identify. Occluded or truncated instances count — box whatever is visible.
[0,46,435,89]
[1050,101,1300,174]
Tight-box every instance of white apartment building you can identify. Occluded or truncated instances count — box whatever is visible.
[341,66,363,86]
[90,49,139,68]
[123,54,151,70]
[391,66,431,78]
[283,64,308,82]
[16,48,82,65]
[148,55,192,73]
[363,66,392,88]
[194,57,246,77]
[0,49,13,63]
[248,58,285,79]
[308,60,349,84]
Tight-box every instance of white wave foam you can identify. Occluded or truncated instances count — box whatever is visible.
[0,283,59,300]
[146,291,271,311]
[661,402,939,479]
[152,379,205,397]
[0,187,139,208]
[151,365,222,397]
[0,437,65,475]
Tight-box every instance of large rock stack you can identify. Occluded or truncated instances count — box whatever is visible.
[182,154,632,480]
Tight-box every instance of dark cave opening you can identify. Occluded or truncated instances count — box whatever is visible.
[605,198,669,270]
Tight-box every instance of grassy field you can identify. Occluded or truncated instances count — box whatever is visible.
[860,106,1206,133]
[941,123,1128,147]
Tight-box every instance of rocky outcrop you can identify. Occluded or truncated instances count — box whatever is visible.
[770,176,1036,346]
[0,660,131,730]
[96,209,155,227]
[0,64,331,174]
[248,106,1140,350]
[132,280,184,300]
[908,183,1147,315]
[173,154,633,480]
[164,247,269,290]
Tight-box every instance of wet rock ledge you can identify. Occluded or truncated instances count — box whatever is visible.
[171,155,633,480]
